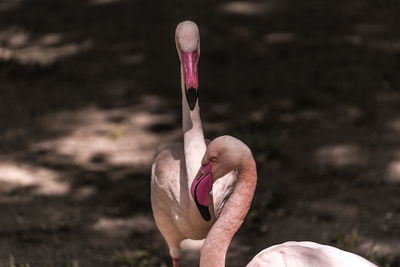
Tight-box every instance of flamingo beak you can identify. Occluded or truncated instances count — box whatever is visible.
[180,49,199,111]
[190,162,213,221]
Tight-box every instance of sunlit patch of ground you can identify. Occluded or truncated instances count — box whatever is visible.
[218,1,277,16]
[32,104,179,168]
[0,161,69,196]
[93,215,155,238]
[386,151,400,183]
[0,26,93,65]
[360,239,400,259]
[388,118,400,135]
[0,98,181,200]
[264,32,297,45]
[315,144,366,167]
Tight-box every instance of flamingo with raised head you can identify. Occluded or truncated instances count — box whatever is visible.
[191,135,378,267]
[150,21,236,267]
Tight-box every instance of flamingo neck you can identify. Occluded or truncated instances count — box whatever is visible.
[181,67,206,185]
[200,158,257,267]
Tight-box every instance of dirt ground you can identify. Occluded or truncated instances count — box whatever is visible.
[0,0,399,266]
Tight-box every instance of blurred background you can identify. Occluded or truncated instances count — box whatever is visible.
[0,0,399,266]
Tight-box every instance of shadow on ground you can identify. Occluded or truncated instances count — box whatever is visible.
[0,0,400,266]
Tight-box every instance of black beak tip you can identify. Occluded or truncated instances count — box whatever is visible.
[196,202,211,221]
[185,87,198,111]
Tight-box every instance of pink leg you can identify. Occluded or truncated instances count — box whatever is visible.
[172,257,179,267]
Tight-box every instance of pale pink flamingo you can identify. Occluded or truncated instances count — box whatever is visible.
[150,21,236,267]
[191,135,378,267]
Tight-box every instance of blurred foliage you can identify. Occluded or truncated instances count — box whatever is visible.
[369,254,400,267]
[111,249,167,267]
[9,254,80,267]
[245,188,287,233]
[330,229,362,251]
[109,125,122,140]
[15,216,78,243]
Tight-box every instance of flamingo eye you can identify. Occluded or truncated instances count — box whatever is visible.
[211,157,216,162]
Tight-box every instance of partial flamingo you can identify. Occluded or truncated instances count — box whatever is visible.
[247,241,378,266]
[191,135,378,267]
[150,21,236,267]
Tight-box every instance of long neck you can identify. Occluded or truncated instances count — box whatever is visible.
[200,158,257,267]
[181,66,207,185]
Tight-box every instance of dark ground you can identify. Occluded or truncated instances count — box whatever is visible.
[0,0,400,266]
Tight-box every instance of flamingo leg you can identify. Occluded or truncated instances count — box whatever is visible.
[172,257,179,267]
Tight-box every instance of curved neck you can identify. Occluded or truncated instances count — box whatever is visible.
[181,66,206,185]
[200,157,257,267]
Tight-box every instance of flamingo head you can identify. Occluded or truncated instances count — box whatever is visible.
[190,161,213,221]
[175,21,200,111]
[190,136,252,221]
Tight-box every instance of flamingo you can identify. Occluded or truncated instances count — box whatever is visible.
[150,21,236,267]
[191,135,378,267]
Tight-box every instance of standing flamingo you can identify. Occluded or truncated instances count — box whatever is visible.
[191,135,378,267]
[150,21,236,267]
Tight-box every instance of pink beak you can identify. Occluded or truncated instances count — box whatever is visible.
[190,162,213,221]
[180,49,199,111]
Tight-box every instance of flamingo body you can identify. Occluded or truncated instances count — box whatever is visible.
[247,241,377,267]
[151,143,236,250]
[150,21,237,266]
